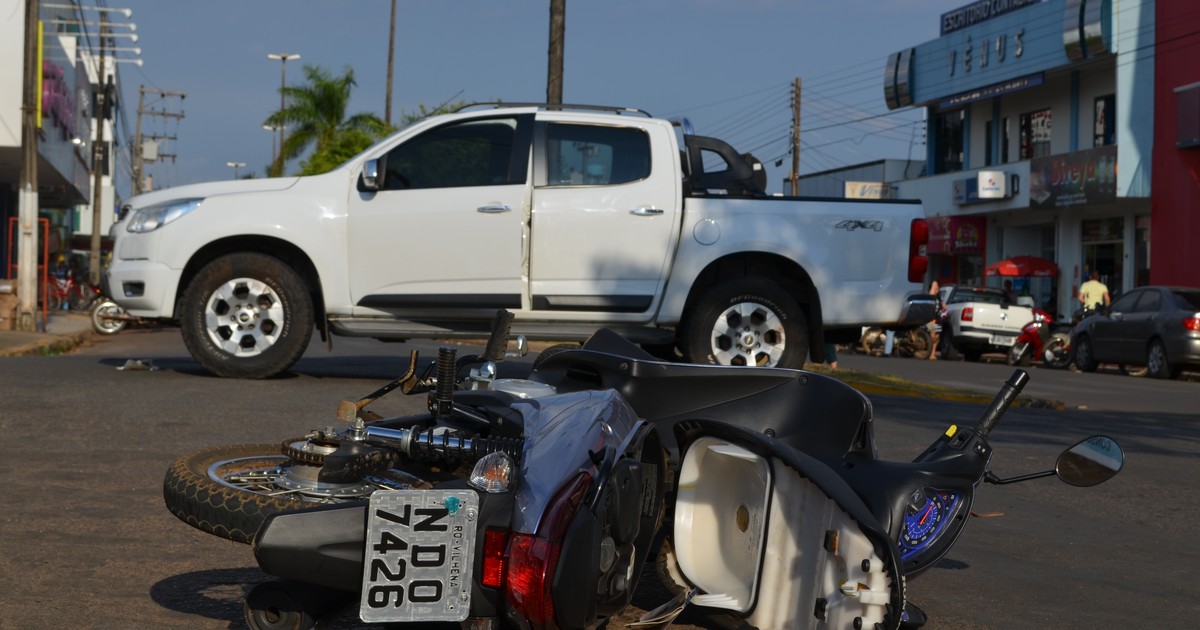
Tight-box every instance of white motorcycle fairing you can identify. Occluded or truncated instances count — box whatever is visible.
[665,421,905,630]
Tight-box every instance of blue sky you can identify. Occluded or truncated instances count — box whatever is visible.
[113,0,964,196]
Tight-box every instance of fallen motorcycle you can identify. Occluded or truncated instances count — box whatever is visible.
[163,310,1124,629]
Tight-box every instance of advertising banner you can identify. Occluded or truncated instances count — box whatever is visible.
[1029,145,1117,209]
[928,215,987,255]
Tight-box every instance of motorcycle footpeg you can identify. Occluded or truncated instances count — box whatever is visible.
[318,443,398,483]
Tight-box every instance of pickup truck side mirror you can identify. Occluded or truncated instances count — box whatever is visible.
[360,159,380,192]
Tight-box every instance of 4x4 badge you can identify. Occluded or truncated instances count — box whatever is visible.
[835,220,884,232]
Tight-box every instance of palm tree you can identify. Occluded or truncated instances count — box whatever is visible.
[264,65,390,177]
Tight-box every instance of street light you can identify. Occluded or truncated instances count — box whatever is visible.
[262,124,283,166]
[226,161,246,179]
[267,53,300,176]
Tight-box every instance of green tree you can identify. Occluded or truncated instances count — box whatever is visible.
[264,65,390,177]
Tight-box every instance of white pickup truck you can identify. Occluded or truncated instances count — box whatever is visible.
[106,104,935,378]
[943,285,1035,361]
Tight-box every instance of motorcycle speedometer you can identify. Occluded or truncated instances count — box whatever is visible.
[898,487,963,561]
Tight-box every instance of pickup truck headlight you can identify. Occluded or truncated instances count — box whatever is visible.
[126,199,203,233]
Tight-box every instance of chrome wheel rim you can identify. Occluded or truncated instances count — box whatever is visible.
[203,277,284,357]
[92,301,126,333]
[710,301,785,367]
[207,455,419,504]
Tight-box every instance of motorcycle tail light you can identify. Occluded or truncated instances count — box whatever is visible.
[1184,317,1200,332]
[470,451,516,493]
[481,529,508,589]
[505,471,592,630]
[962,307,974,322]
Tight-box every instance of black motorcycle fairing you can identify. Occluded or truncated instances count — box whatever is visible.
[253,480,515,619]
[531,341,876,466]
[253,502,371,593]
[670,419,905,630]
[839,425,994,577]
[554,421,667,629]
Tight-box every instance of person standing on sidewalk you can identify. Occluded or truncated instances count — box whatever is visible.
[928,280,942,361]
[1078,271,1110,311]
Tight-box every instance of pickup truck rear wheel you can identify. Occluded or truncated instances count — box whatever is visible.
[181,253,313,379]
[681,279,808,369]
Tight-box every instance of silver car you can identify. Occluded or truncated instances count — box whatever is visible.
[1071,286,1200,379]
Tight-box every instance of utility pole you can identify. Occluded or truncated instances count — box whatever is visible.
[88,26,109,288]
[133,86,186,195]
[790,77,801,196]
[385,0,396,125]
[17,0,40,331]
[547,0,565,105]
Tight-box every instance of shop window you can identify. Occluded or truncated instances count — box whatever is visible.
[1094,95,1116,147]
[1020,108,1051,159]
[935,109,964,174]
[985,117,1010,166]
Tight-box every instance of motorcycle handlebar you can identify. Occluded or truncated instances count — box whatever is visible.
[975,369,1029,438]
[482,309,516,362]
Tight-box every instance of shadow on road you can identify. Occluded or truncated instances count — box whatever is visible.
[148,567,261,629]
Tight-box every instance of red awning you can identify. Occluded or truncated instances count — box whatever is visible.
[984,255,1058,278]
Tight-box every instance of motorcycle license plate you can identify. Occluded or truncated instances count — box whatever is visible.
[359,489,478,623]
[990,334,1016,347]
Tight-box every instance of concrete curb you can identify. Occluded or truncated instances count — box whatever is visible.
[850,381,1065,410]
[0,328,94,357]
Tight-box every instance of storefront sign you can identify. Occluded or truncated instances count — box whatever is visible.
[953,171,1013,204]
[928,215,987,255]
[939,73,1043,108]
[940,0,1040,35]
[843,181,894,199]
[1029,145,1117,209]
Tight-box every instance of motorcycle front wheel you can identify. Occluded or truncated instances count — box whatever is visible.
[1044,333,1073,369]
[163,444,430,544]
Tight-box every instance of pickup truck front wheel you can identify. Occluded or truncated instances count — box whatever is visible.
[681,279,808,369]
[180,253,314,379]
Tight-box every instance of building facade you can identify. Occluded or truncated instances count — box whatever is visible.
[1150,0,1200,287]
[1,0,117,287]
[881,0,1154,318]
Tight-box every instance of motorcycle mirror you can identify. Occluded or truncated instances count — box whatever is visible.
[1055,435,1124,487]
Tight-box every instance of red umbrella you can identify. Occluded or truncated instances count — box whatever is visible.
[985,255,1058,278]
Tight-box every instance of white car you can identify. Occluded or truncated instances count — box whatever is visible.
[943,286,1035,361]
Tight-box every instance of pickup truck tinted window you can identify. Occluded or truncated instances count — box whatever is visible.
[546,123,650,186]
[383,117,520,190]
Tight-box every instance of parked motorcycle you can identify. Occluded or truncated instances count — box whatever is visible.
[89,297,130,335]
[1006,308,1071,368]
[163,310,1123,630]
[861,326,933,359]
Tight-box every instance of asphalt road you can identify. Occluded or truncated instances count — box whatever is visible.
[0,328,1197,629]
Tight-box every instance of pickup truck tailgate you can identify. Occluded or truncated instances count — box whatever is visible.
[964,303,1030,336]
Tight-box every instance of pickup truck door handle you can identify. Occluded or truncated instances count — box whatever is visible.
[630,207,664,216]
[477,204,512,214]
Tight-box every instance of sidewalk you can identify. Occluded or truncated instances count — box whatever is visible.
[0,310,95,357]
